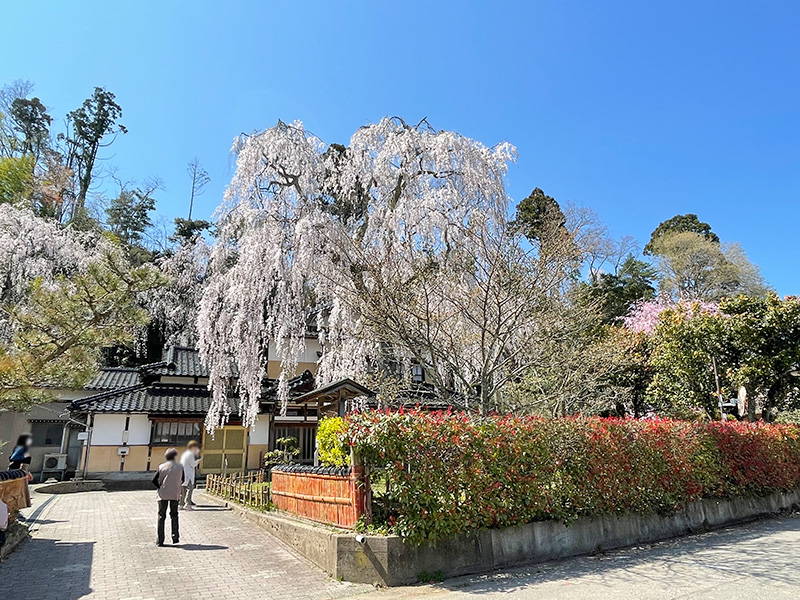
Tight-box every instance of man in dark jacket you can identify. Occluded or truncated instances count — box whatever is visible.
[152,448,184,546]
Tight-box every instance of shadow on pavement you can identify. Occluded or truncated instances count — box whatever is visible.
[25,519,68,526]
[177,543,229,551]
[432,515,800,596]
[3,539,94,600]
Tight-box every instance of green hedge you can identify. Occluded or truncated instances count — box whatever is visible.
[346,411,800,543]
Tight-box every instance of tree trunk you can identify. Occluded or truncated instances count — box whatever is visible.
[763,380,781,423]
[747,392,756,422]
[479,383,490,416]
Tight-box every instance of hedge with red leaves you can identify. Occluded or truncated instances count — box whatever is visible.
[345,411,800,543]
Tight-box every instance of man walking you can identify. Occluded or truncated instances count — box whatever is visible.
[152,448,183,546]
[179,441,202,509]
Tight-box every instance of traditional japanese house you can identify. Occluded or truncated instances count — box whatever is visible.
[68,346,373,483]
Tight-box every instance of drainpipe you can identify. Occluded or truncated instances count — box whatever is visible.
[80,412,95,480]
[58,425,69,455]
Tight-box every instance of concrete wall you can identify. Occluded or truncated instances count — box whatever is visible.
[0,402,75,477]
[204,487,800,586]
[267,361,319,378]
[0,411,30,468]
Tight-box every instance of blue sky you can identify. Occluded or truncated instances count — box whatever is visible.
[2,1,798,293]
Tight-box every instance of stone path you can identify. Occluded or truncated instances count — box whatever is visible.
[3,489,371,600]
[7,489,800,599]
[358,513,800,600]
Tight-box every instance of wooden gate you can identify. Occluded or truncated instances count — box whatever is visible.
[201,426,247,474]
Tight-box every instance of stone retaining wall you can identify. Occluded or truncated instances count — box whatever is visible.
[0,521,28,561]
[202,488,800,586]
[36,480,104,494]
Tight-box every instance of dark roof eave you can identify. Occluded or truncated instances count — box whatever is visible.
[70,383,147,410]
[293,378,375,405]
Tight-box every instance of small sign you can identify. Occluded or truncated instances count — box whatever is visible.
[77,432,89,441]
[117,446,130,456]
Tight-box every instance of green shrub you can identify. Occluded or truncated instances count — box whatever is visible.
[317,416,349,467]
[346,410,800,544]
[262,436,300,468]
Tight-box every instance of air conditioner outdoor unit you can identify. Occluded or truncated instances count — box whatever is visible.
[43,453,68,471]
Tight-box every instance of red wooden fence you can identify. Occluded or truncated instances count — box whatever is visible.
[270,465,370,529]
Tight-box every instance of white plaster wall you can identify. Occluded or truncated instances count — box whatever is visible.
[267,338,322,364]
[249,414,271,445]
[126,415,151,445]
[90,414,127,446]
[159,376,208,385]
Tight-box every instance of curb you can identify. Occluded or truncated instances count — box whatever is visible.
[1,492,60,561]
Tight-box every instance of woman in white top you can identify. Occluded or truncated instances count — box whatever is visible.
[179,440,202,509]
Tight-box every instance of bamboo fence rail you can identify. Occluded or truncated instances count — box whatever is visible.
[205,469,270,509]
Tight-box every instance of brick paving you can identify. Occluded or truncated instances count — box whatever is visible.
[3,489,372,600]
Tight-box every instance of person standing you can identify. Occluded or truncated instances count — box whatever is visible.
[152,448,183,546]
[179,441,201,509]
[8,434,33,473]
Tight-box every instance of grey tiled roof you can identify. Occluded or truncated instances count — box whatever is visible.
[156,346,208,377]
[85,347,207,394]
[85,368,141,390]
[396,383,473,412]
[73,383,216,414]
[72,370,318,415]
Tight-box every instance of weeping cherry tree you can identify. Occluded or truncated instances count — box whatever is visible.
[199,118,586,429]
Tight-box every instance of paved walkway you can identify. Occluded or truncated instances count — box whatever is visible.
[4,489,371,600]
[6,490,800,600]
[360,513,800,600]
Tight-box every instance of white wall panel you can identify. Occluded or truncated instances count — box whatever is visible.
[249,414,271,445]
[126,415,151,445]
[90,414,127,446]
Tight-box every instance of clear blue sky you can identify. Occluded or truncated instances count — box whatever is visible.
[2,1,798,293]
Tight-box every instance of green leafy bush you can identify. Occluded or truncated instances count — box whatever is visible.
[262,436,301,468]
[346,410,800,544]
[317,417,349,467]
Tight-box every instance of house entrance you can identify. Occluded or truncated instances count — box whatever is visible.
[201,426,247,474]
[272,424,317,464]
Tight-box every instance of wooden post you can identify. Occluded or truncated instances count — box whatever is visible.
[350,448,371,525]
